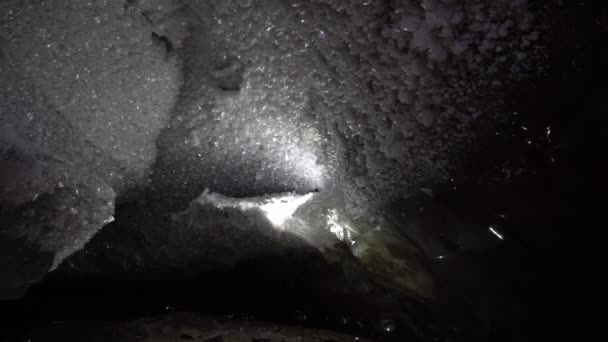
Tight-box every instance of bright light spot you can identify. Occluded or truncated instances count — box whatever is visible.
[259,193,315,227]
[201,190,315,228]
[326,209,357,242]
[103,215,114,224]
[489,226,504,240]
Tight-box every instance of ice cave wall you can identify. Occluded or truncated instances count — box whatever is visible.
[0,0,540,298]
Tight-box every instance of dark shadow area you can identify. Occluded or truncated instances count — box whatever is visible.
[0,235,393,340]
[402,1,607,339]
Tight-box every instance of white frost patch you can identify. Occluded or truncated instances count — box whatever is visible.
[198,190,315,228]
[326,209,358,242]
[259,193,315,227]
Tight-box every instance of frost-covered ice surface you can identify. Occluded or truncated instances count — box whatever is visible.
[153,0,541,214]
[0,0,542,210]
[1,0,181,190]
[0,0,541,296]
[0,0,178,296]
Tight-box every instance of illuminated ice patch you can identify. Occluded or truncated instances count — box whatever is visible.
[259,193,315,226]
[197,190,364,245]
[199,190,315,228]
[326,208,357,242]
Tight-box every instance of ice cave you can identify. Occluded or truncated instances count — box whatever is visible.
[0,0,606,341]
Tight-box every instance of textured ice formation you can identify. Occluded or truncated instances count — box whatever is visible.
[152,0,541,215]
[0,135,115,297]
[0,0,541,296]
[1,0,179,295]
[1,0,181,191]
